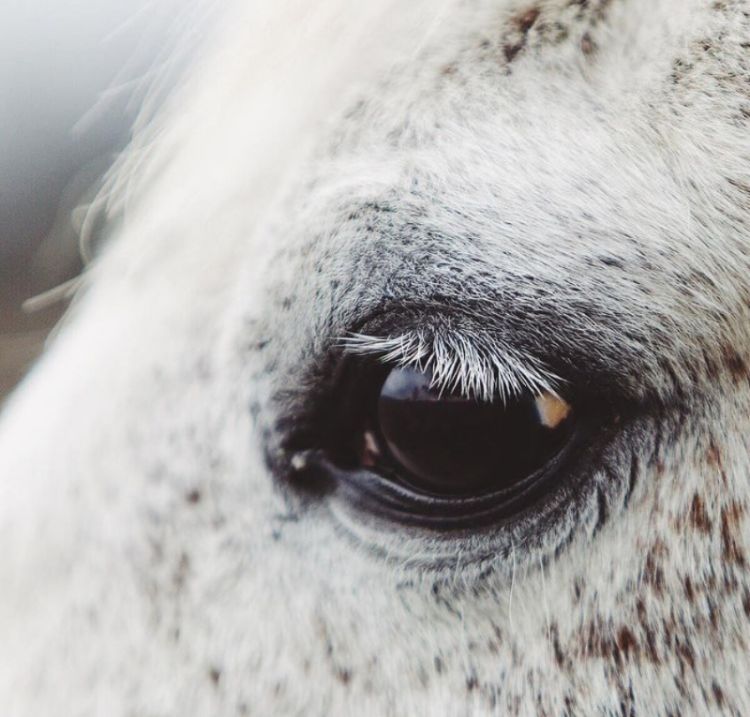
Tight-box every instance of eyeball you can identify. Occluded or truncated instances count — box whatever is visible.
[374,366,574,496]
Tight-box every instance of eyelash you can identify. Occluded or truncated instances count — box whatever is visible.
[339,330,562,404]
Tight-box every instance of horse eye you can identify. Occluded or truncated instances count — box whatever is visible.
[366,366,574,496]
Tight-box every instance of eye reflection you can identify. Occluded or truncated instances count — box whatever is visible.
[370,366,574,496]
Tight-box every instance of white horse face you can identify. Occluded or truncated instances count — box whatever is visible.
[2,0,749,714]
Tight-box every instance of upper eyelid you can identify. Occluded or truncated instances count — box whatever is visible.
[338,330,562,403]
[329,289,674,408]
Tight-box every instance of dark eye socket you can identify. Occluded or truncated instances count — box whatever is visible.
[373,366,574,497]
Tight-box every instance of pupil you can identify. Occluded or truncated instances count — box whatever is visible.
[376,366,573,495]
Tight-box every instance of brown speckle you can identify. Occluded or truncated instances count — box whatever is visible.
[337,669,352,685]
[516,7,541,33]
[186,489,202,505]
[707,441,723,469]
[712,681,726,708]
[616,626,638,661]
[683,577,696,603]
[504,42,524,62]
[688,493,712,534]
[722,345,749,382]
[720,502,746,565]
[580,31,596,55]
[642,540,667,595]
[209,667,222,686]
[504,7,541,63]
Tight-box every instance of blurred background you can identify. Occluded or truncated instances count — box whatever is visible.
[0,0,189,400]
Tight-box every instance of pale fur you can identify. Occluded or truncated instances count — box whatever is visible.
[1,1,749,715]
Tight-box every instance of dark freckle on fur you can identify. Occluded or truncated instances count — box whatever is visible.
[720,502,746,565]
[186,489,202,505]
[642,540,667,595]
[504,43,524,62]
[722,345,749,382]
[466,673,479,691]
[643,625,660,664]
[550,623,567,668]
[616,627,638,661]
[688,493,712,533]
[336,669,352,685]
[503,7,540,62]
[209,667,221,686]
[712,681,726,708]
[434,655,444,674]
[516,7,541,33]
[706,441,724,470]
[581,31,596,55]
[683,576,696,603]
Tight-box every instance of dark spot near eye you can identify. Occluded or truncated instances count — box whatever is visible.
[642,540,667,595]
[742,589,750,618]
[581,31,596,55]
[504,42,525,62]
[688,493,712,534]
[516,7,541,33]
[683,576,696,603]
[722,345,749,382]
[186,489,202,505]
[643,625,660,664]
[209,667,222,686]
[336,669,352,685]
[675,640,696,672]
[550,623,567,668]
[615,626,638,661]
[720,502,746,565]
[706,441,723,469]
[712,681,726,708]
[503,7,540,63]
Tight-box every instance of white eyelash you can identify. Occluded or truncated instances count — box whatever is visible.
[339,330,561,404]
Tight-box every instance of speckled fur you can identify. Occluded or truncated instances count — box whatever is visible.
[1,0,749,715]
